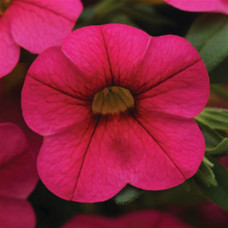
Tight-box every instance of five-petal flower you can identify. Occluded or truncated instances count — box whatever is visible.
[22,24,210,203]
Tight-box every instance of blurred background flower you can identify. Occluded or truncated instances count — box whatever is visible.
[0,0,83,78]
[0,123,38,228]
[63,210,191,228]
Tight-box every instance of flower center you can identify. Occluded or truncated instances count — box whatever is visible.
[92,86,135,115]
[0,0,11,16]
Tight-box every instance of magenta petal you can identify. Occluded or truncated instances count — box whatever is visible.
[0,123,38,199]
[62,24,152,86]
[8,0,83,53]
[0,123,27,165]
[165,0,228,14]
[131,112,205,189]
[37,112,204,202]
[0,17,20,78]
[134,35,209,118]
[86,24,151,85]
[0,197,35,228]
[137,60,209,118]
[22,47,92,136]
[37,119,126,203]
[62,25,113,88]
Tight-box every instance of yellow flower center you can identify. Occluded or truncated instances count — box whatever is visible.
[0,0,11,16]
[92,86,135,115]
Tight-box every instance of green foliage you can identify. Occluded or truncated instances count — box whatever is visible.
[195,157,217,187]
[186,14,228,83]
[194,156,228,211]
[195,108,228,131]
[206,138,228,156]
[194,108,228,210]
[199,123,224,149]
[114,185,142,205]
[211,84,228,101]
[210,57,228,83]
[76,0,175,35]
[196,108,228,157]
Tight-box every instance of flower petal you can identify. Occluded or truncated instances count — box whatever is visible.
[62,25,114,89]
[88,24,151,85]
[37,111,204,202]
[134,35,209,118]
[164,0,228,14]
[0,197,36,228]
[37,118,126,203]
[22,47,91,136]
[0,123,27,166]
[62,24,151,89]
[0,17,20,78]
[0,123,38,199]
[8,0,83,53]
[130,111,205,189]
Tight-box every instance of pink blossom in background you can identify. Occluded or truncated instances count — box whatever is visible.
[22,24,209,203]
[63,210,191,228]
[219,156,228,167]
[0,93,43,155]
[0,0,83,78]
[164,0,228,14]
[0,122,38,228]
[198,203,228,228]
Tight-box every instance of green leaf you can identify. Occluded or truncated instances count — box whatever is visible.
[206,138,228,156]
[195,108,228,131]
[186,14,228,76]
[95,0,124,16]
[195,157,217,187]
[196,115,228,156]
[111,14,136,26]
[140,181,204,207]
[114,185,142,205]
[194,156,228,210]
[197,122,224,149]
[209,57,228,83]
[122,4,174,27]
[211,84,228,101]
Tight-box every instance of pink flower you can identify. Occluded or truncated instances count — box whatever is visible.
[164,0,228,14]
[198,203,228,227]
[63,210,191,228]
[0,122,38,227]
[0,0,83,78]
[22,24,209,203]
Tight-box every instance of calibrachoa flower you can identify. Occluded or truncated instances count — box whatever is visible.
[22,24,209,203]
[0,122,37,227]
[0,0,83,78]
[63,210,191,228]
[164,0,228,14]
